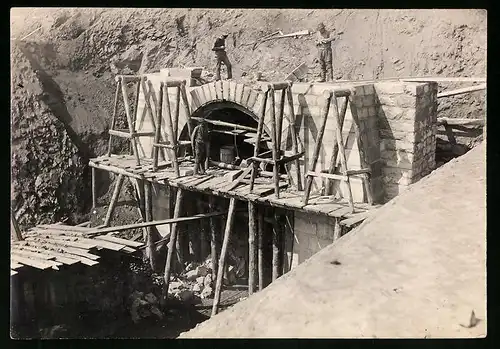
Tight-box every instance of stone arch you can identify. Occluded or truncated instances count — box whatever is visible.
[177,81,293,151]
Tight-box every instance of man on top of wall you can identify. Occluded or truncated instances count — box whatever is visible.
[212,33,233,81]
[315,22,335,82]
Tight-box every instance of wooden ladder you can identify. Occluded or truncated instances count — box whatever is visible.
[249,81,304,199]
[151,78,193,177]
[107,75,156,166]
[302,88,373,212]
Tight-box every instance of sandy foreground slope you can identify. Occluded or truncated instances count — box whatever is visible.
[180,142,486,338]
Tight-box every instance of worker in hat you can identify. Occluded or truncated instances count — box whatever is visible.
[212,33,233,81]
[315,22,335,82]
[191,118,211,175]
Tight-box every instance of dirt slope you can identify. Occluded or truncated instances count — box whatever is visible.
[179,142,486,338]
[10,8,486,228]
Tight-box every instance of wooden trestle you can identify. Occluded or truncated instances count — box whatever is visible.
[91,75,380,317]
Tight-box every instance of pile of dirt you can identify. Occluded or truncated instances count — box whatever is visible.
[10,8,487,229]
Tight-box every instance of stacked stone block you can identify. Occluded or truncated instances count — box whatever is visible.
[374,81,437,202]
[293,211,336,263]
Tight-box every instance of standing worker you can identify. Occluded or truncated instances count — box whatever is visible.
[191,119,210,175]
[315,23,336,82]
[212,33,233,81]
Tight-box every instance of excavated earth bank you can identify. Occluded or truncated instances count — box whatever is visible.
[10,8,486,229]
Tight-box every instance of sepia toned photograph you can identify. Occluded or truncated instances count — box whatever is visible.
[10,7,486,339]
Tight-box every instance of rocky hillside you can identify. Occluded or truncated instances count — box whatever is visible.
[10,8,487,228]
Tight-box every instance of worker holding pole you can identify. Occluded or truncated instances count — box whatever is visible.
[315,23,335,82]
[212,33,233,81]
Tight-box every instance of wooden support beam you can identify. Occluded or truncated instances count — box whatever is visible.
[400,77,486,83]
[107,79,121,156]
[271,211,282,282]
[173,85,181,141]
[91,167,97,209]
[104,174,125,227]
[179,81,193,138]
[437,118,485,127]
[212,197,237,317]
[437,84,486,98]
[326,96,348,195]
[334,89,351,97]
[86,210,227,236]
[269,88,281,199]
[162,82,180,178]
[286,85,302,191]
[89,161,143,180]
[303,90,332,205]
[162,188,184,304]
[191,117,258,133]
[209,196,219,282]
[331,96,355,213]
[197,198,209,261]
[11,211,23,241]
[267,82,290,90]
[250,90,268,192]
[108,129,156,138]
[115,75,143,83]
[248,201,257,295]
[120,77,141,166]
[152,82,164,172]
[145,181,157,270]
[308,171,347,181]
[276,89,286,147]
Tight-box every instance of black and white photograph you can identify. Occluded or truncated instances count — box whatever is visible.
[10,7,486,339]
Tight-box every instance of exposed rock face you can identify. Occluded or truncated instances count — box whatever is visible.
[11,43,88,229]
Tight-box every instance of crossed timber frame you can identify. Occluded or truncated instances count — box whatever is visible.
[107,75,158,166]
[248,81,304,199]
[151,78,193,177]
[302,88,374,212]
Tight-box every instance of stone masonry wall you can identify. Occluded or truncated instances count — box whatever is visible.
[293,211,337,264]
[374,81,437,202]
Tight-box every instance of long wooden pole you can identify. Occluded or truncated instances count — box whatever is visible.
[190,117,258,133]
[197,197,209,261]
[269,88,280,199]
[286,85,303,191]
[276,89,286,148]
[179,81,193,138]
[107,79,121,156]
[212,198,237,317]
[257,207,264,291]
[209,196,219,282]
[250,90,268,192]
[152,82,164,171]
[173,86,181,141]
[86,210,228,236]
[303,91,332,205]
[145,181,157,270]
[104,174,125,227]
[162,188,184,304]
[91,167,97,209]
[163,84,180,177]
[11,210,23,241]
[248,201,257,295]
[331,96,355,213]
[326,96,348,195]
[272,211,282,282]
[120,77,141,166]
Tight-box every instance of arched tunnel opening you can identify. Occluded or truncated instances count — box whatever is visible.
[179,101,286,174]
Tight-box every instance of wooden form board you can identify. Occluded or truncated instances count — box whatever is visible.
[11,222,145,276]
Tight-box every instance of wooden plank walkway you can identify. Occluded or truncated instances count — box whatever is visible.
[11,221,145,277]
[89,155,380,220]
